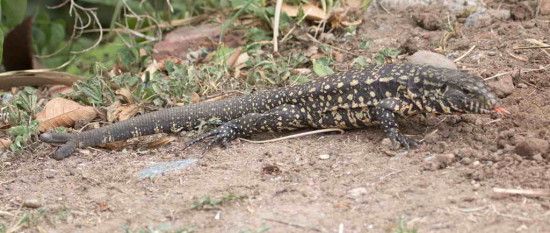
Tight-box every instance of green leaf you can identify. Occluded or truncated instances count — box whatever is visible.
[312,57,334,77]
[116,47,137,69]
[1,0,27,28]
[359,40,371,49]
[290,75,311,84]
[353,56,369,68]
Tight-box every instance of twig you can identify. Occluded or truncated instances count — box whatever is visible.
[305,34,361,56]
[493,187,550,197]
[454,45,476,62]
[484,64,550,81]
[514,45,550,49]
[240,128,344,144]
[507,51,528,62]
[262,217,322,232]
[273,0,283,52]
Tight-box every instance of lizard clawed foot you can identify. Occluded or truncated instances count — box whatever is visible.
[387,129,418,150]
[185,122,242,153]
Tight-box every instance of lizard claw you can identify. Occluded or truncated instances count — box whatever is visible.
[186,122,241,152]
[387,129,418,150]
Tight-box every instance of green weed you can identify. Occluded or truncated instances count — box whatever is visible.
[393,217,418,233]
[191,194,248,210]
[121,223,193,233]
[375,48,400,65]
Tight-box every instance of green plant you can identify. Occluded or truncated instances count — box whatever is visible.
[2,87,39,125]
[375,48,400,65]
[312,56,335,77]
[393,217,418,233]
[121,223,193,233]
[191,194,248,210]
[8,120,39,152]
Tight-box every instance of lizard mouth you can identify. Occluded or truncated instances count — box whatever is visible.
[463,99,509,114]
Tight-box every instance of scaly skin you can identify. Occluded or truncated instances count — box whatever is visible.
[40,63,502,160]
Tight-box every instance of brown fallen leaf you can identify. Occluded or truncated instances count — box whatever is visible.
[234,52,249,68]
[114,104,140,121]
[226,47,243,68]
[282,3,327,21]
[152,24,245,61]
[35,98,97,132]
[190,93,201,104]
[156,56,184,71]
[0,139,13,149]
[345,0,364,9]
[147,136,177,149]
[115,88,135,104]
[98,140,131,150]
[329,8,363,28]
[48,85,73,95]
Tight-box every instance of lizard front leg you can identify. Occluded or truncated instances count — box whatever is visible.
[186,104,308,150]
[373,98,420,149]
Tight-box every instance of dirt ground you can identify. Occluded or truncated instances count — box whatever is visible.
[2,3,550,233]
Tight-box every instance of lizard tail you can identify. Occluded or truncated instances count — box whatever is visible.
[40,94,270,160]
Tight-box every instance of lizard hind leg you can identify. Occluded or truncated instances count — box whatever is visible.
[185,104,309,151]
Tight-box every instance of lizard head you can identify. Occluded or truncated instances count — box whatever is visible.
[417,67,504,114]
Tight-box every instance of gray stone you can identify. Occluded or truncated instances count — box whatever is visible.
[465,9,493,27]
[514,138,549,157]
[487,9,511,20]
[406,50,458,70]
[487,75,515,98]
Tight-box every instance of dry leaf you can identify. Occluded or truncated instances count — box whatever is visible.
[147,136,177,149]
[114,104,140,121]
[35,98,97,132]
[0,139,12,149]
[98,141,130,150]
[140,60,160,81]
[226,47,243,68]
[157,56,184,71]
[115,88,135,104]
[153,24,245,61]
[48,85,73,95]
[282,4,327,21]
[346,0,363,8]
[234,52,249,68]
[329,10,363,28]
[190,93,201,104]
[291,68,312,76]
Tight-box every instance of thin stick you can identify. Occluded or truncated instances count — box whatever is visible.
[273,0,283,52]
[484,64,550,81]
[514,45,550,49]
[454,45,476,62]
[305,34,361,56]
[507,51,528,62]
[240,128,344,144]
[493,187,550,197]
[262,217,322,232]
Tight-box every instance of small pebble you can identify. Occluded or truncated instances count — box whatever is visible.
[532,154,543,161]
[23,199,42,209]
[319,154,330,160]
[472,161,481,166]
[487,51,497,56]
[347,187,368,198]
